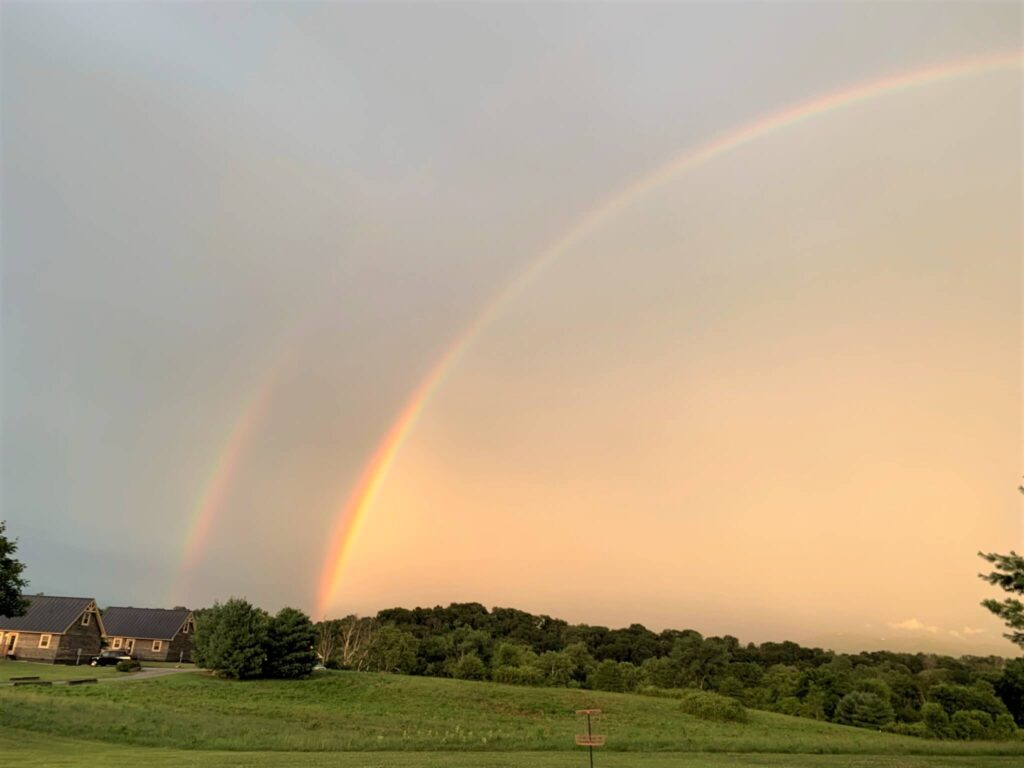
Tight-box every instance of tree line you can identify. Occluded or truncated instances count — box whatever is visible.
[312,602,1023,740]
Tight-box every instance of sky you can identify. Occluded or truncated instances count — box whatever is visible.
[1,2,1021,656]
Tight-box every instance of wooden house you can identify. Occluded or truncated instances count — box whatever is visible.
[0,595,104,664]
[102,606,194,663]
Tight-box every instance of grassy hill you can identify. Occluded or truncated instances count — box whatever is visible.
[1,669,1022,766]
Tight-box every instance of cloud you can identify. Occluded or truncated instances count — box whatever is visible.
[962,626,986,636]
[888,618,938,633]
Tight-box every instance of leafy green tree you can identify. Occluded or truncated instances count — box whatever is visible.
[264,607,317,679]
[834,691,895,728]
[992,713,1019,739]
[492,642,532,668]
[532,650,574,687]
[450,652,487,680]
[0,521,28,617]
[589,659,625,692]
[950,709,992,740]
[194,598,269,680]
[929,682,1011,720]
[618,661,640,692]
[762,664,802,705]
[563,641,596,684]
[366,625,418,673]
[640,656,678,689]
[921,701,951,738]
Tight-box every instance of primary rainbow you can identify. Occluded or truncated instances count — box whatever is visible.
[312,50,1022,615]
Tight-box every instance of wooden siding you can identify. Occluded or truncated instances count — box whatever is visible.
[109,630,193,663]
[0,605,103,664]
[55,612,103,663]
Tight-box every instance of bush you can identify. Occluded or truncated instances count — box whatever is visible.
[450,653,487,681]
[922,701,951,738]
[678,689,749,722]
[950,709,992,740]
[588,659,625,692]
[834,691,895,729]
[882,721,930,738]
[992,713,1020,740]
[115,659,141,673]
[492,664,543,686]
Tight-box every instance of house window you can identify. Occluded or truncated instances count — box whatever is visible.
[81,612,90,626]
[112,637,123,650]
[38,634,52,649]
[182,622,190,634]
[152,640,163,652]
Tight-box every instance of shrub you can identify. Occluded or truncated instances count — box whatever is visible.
[950,709,992,740]
[992,713,1020,740]
[922,702,951,738]
[589,660,625,692]
[450,653,487,681]
[882,721,929,738]
[492,664,543,686]
[834,691,895,729]
[678,689,748,722]
[115,659,141,673]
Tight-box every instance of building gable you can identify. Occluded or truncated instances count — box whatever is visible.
[0,595,98,634]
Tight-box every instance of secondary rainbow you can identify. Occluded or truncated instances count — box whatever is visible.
[171,370,282,602]
[311,49,1019,615]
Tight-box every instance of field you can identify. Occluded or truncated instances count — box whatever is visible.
[1,670,1022,766]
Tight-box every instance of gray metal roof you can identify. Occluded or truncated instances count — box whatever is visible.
[0,595,95,633]
[102,606,190,640]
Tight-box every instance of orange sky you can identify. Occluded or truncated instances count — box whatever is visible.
[337,72,1021,655]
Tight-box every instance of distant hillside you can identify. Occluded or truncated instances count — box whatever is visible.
[2,670,1023,757]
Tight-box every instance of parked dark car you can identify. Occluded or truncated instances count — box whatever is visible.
[90,650,133,666]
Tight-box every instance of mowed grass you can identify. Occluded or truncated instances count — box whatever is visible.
[1,670,1022,758]
[1,730,1023,768]
[0,660,118,682]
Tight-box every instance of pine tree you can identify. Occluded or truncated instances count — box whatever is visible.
[978,484,1024,649]
[263,607,317,679]
[193,598,268,679]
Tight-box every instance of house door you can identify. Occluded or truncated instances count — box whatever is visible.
[125,638,135,655]
[4,633,17,656]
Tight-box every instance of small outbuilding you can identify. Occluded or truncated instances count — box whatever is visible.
[0,595,104,664]
[102,606,195,663]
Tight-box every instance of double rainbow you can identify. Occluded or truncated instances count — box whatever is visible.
[166,50,1022,614]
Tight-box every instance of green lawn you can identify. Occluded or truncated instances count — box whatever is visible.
[1,731,1022,768]
[0,670,1021,765]
[0,660,119,682]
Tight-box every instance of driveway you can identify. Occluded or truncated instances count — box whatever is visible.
[106,666,196,683]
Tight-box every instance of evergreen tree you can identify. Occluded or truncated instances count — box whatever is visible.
[194,598,268,680]
[977,483,1024,649]
[264,607,317,679]
[0,521,28,617]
